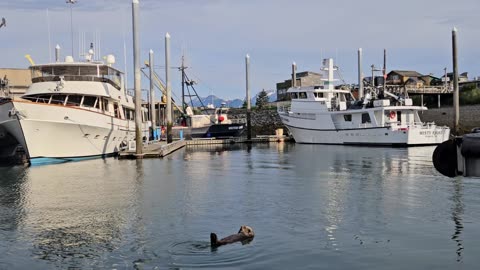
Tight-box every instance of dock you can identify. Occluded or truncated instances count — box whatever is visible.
[118,135,290,159]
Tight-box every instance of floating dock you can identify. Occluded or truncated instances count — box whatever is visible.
[118,135,290,159]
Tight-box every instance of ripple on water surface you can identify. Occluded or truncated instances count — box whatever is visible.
[168,240,259,268]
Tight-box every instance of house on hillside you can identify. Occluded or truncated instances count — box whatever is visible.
[444,72,469,83]
[386,70,424,85]
[276,71,322,101]
[419,75,443,86]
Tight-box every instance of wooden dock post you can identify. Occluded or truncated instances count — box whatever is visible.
[245,54,252,141]
[132,0,143,156]
[452,27,460,134]
[165,32,173,143]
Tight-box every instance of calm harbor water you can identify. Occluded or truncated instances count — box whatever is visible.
[1,143,480,269]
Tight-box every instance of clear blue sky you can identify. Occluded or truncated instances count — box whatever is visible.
[1,0,479,100]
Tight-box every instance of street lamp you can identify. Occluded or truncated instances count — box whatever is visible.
[66,0,77,57]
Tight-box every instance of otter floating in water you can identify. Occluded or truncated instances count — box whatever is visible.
[210,225,254,247]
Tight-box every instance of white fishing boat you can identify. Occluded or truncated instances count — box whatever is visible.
[277,58,450,146]
[0,49,149,164]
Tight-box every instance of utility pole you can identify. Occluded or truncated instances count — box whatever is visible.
[165,32,173,143]
[452,27,460,135]
[132,0,142,155]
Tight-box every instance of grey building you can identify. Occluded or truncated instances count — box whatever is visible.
[276,71,322,101]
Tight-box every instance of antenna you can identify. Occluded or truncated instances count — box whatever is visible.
[66,0,77,57]
[46,9,52,62]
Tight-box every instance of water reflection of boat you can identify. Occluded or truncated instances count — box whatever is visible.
[0,48,148,165]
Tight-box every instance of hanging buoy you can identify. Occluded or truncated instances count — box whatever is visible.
[389,111,396,119]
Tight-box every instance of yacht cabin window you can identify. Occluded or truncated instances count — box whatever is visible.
[344,114,352,122]
[50,94,66,105]
[299,92,307,99]
[82,96,97,108]
[66,95,82,106]
[361,113,371,124]
[290,92,298,99]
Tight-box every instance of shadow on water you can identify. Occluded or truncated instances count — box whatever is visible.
[451,178,464,262]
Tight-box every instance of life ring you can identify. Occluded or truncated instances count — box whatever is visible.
[389,111,396,119]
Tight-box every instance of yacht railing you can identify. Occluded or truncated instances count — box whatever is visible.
[31,75,121,90]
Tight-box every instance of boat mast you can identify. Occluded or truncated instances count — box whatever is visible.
[181,55,186,113]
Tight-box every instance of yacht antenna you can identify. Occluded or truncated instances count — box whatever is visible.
[46,10,52,62]
[66,0,77,57]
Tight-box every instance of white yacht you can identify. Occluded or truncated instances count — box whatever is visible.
[0,52,149,164]
[277,58,450,146]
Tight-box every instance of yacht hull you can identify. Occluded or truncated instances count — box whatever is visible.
[0,100,143,164]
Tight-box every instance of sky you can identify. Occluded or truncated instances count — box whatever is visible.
[1,0,479,100]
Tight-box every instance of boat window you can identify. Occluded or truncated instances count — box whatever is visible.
[30,94,51,103]
[50,94,66,105]
[290,92,298,99]
[66,95,82,106]
[103,99,109,112]
[299,92,307,99]
[362,113,371,123]
[83,96,97,108]
[126,108,135,120]
[315,92,324,98]
[344,114,352,122]
[113,103,120,118]
[397,111,402,122]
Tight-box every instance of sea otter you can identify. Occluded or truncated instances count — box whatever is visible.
[210,225,255,247]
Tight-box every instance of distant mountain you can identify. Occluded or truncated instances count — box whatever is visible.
[189,95,244,108]
[188,90,276,109]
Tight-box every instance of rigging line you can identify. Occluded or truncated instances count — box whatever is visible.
[186,68,218,95]
[184,72,208,110]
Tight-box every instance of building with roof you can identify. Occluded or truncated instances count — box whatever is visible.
[276,71,322,101]
[0,68,31,98]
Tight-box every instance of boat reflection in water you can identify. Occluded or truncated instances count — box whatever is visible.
[0,144,477,269]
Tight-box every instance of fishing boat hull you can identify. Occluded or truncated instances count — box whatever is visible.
[0,100,144,164]
[283,119,450,146]
[191,123,246,138]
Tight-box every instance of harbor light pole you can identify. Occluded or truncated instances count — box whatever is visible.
[132,0,143,155]
[66,0,77,57]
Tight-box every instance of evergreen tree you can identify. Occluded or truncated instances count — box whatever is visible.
[242,99,247,109]
[255,89,269,109]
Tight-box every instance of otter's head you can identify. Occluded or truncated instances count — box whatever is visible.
[238,225,254,237]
